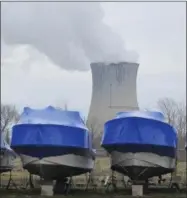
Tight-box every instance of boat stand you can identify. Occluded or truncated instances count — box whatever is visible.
[168,174,181,192]
[53,176,74,195]
[85,171,97,191]
[105,170,117,192]
[65,176,74,195]
[6,170,18,189]
[25,173,35,189]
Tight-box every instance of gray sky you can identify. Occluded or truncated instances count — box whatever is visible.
[1,2,186,116]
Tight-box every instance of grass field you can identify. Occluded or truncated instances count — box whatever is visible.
[0,188,187,198]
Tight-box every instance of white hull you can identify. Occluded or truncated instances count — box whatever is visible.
[111,151,175,168]
[20,154,95,179]
[110,151,176,179]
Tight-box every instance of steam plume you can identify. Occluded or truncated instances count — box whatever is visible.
[1,2,139,71]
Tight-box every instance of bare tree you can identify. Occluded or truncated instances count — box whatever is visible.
[157,98,186,149]
[1,104,20,143]
[87,118,102,149]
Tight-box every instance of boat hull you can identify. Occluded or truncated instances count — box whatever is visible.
[0,154,15,173]
[110,151,176,180]
[20,154,95,179]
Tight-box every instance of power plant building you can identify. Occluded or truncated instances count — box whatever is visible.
[87,62,139,134]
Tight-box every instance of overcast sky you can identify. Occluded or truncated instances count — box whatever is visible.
[1,2,186,116]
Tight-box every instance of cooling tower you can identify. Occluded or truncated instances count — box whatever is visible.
[87,62,139,133]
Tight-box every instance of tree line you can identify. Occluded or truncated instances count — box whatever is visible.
[1,98,186,150]
[88,98,186,149]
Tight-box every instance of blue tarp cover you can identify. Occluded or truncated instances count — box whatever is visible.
[11,106,92,150]
[116,111,165,122]
[102,111,177,148]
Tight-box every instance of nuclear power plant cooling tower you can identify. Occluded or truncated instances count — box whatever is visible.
[87,62,139,133]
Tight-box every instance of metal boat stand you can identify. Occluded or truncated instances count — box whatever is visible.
[168,174,181,192]
[65,176,74,195]
[6,170,18,189]
[25,173,35,189]
[54,177,72,195]
[105,170,117,192]
[85,171,97,191]
[168,160,181,192]
[113,162,132,188]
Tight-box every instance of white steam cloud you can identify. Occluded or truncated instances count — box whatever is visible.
[1,2,139,71]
